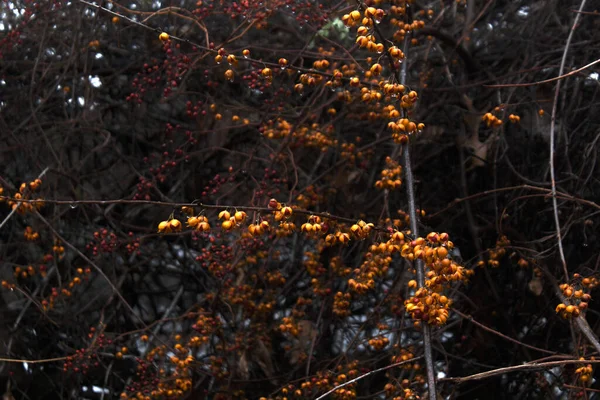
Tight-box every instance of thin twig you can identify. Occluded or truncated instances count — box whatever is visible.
[100,361,114,400]
[453,309,559,355]
[550,0,587,282]
[77,0,367,84]
[0,197,397,228]
[427,184,600,219]
[315,356,423,400]
[121,285,185,392]
[0,356,67,364]
[141,285,185,357]
[440,359,600,384]
[33,211,144,326]
[486,57,600,88]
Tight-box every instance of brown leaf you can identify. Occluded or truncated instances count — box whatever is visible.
[528,277,543,296]
[236,352,250,381]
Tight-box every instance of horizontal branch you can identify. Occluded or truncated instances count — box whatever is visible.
[441,359,600,384]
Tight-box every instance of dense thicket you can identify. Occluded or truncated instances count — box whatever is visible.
[1,0,599,399]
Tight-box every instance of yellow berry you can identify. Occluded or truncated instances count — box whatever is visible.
[187,216,199,227]
[370,63,382,76]
[222,220,234,230]
[158,221,170,233]
[261,68,272,78]
[234,211,247,222]
[169,219,182,232]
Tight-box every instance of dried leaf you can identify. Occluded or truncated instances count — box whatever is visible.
[237,352,249,380]
[528,277,543,296]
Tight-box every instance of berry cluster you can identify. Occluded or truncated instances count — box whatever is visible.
[41,267,91,311]
[300,215,325,236]
[186,214,211,233]
[482,111,503,128]
[508,114,521,123]
[218,210,247,231]
[375,156,403,190]
[575,360,594,383]
[62,327,108,374]
[368,335,390,351]
[401,232,472,326]
[86,229,119,257]
[555,274,596,319]
[349,220,375,239]
[476,235,510,268]
[2,179,44,214]
[53,238,65,260]
[23,226,39,241]
[157,218,182,233]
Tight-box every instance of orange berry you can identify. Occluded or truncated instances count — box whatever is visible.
[234,211,246,222]
[169,219,182,232]
[222,220,234,230]
[158,221,170,233]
